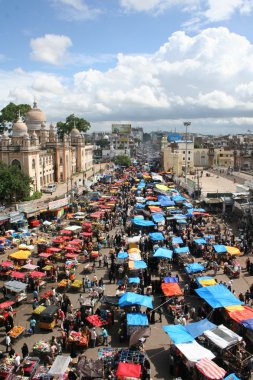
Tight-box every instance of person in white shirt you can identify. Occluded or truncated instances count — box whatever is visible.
[5,334,11,353]
[14,354,21,370]
[90,327,97,348]
[78,294,84,307]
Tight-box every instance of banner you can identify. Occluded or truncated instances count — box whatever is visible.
[48,197,69,210]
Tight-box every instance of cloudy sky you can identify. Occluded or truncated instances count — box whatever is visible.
[1,0,253,134]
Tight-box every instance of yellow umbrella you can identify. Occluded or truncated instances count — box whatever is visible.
[225,246,241,255]
[10,251,31,260]
[156,184,170,191]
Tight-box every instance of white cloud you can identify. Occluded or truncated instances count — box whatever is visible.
[1,27,253,133]
[50,0,101,20]
[30,34,72,65]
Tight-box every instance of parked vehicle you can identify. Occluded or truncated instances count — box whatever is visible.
[42,183,57,193]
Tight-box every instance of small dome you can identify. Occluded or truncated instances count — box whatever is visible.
[2,131,10,140]
[26,101,46,124]
[71,127,80,137]
[104,135,109,140]
[12,115,28,137]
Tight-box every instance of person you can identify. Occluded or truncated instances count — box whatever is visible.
[78,294,84,307]
[101,327,108,346]
[30,318,36,334]
[5,334,11,353]
[9,345,15,358]
[90,327,97,348]
[14,353,21,371]
[21,343,29,359]
[157,308,162,323]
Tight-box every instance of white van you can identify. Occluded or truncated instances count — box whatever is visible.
[42,183,57,193]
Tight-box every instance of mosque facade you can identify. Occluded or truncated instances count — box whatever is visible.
[0,102,93,192]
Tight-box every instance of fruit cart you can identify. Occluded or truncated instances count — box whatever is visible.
[8,325,24,341]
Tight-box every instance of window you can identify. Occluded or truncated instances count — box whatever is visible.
[183,151,185,154]
[32,159,36,169]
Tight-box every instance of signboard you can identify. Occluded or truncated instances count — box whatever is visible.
[112,124,131,135]
[48,197,69,210]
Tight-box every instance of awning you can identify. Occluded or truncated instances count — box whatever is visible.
[172,236,183,245]
[226,305,253,323]
[22,263,39,270]
[175,340,215,362]
[127,313,149,326]
[204,324,242,349]
[4,280,27,292]
[153,247,173,259]
[9,251,31,260]
[117,251,129,259]
[161,283,183,297]
[149,232,164,241]
[116,362,141,379]
[0,300,15,310]
[128,260,147,269]
[48,356,71,377]
[225,246,241,255]
[163,325,194,344]
[129,252,142,261]
[185,263,205,274]
[128,277,140,284]
[174,246,189,254]
[29,271,46,278]
[195,358,226,379]
[119,292,153,308]
[195,284,243,308]
[163,276,178,283]
[196,276,217,287]
[10,271,26,279]
[213,244,227,253]
[185,318,216,338]
[131,219,155,227]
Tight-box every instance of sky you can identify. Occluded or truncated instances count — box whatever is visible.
[1,0,253,135]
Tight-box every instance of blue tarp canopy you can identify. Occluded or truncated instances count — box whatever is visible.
[196,276,216,288]
[137,181,146,189]
[153,247,173,259]
[183,202,193,208]
[174,246,189,254]
[213,244,227,253]
[194,238,207,245]
[224,374,240,380]
[172,236,183,245]
[157,195,175,207]
[241,318,253,330]
[149,232,164,241]
[164,276,178,283]
[185,318,217,338]
[195,284,243,308]
[135,203,145,209]
[204,235,214,239]
[128,277,140,284]
[127,313,149,326]
[171,195,186,202]
[131,260,147,269]
[185,263,205,274]
[146,201,161,206]
[152,213,165,223]
[176,219,187,224]
[117,251,129,259]
[131,219,155,227]
[119,292,153,308]
[163,325,194,344]
[194,208,206,212]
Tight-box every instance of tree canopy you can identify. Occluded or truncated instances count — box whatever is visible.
[96,138,110,148]
[114,155,132,167]
[0,161,32,204]
[56,114,91,139]
[0,102,31,133]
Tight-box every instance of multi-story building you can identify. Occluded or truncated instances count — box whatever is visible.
[0,102,93,193]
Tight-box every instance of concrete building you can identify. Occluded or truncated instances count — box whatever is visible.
[0,102,93,193]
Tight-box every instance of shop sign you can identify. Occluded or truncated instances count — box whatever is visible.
[48,197,69,210]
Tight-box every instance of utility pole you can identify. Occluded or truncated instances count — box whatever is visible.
[184,121,191,184]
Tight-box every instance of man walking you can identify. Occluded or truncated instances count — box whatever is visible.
[101,327,108,346]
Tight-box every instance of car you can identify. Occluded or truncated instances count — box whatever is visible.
[42,183,57,193]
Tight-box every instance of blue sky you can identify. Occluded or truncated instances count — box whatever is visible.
[1,0,253,134]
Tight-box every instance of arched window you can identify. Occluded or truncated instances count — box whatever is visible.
[11,159,21,170]
[32,159,36,169]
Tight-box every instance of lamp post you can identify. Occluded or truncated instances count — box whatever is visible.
[184,121,191,183]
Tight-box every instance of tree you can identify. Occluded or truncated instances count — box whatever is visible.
[0,102,31,133]
[114,155,131,167]
[0,161,32,204]
[96,139,110,148]
[56,114,91,139]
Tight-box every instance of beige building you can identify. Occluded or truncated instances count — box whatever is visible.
[0,102,93,192]
[214,148,234,168]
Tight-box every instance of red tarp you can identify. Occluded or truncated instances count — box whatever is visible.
[52,237,65,243]
[82,222,92,227]
[68,239,82,244]
[90,212,104,218]
[46,247,62,253]
[227,306,253,323]
[38,252,52,258]
[116,362,141,378]
[65,253,79,259]
[195,358,226,379]
[10,271,26,279]
[0,300,15,310]
[29,271,46,278]
[60,230,73,235]
[81,232,92,237]
[86,315,108,327]
[1,261,13,268]
[64,246,76,251]
[161,283,183,297]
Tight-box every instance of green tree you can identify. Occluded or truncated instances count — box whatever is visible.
[114,155,131,167]
[0,102,31,133]
[0,161,32,204]
[96,139,110,148]
[56,114,91,139]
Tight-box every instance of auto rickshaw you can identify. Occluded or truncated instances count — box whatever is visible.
[38,305,58,330]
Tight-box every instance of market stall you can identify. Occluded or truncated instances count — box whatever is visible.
[116,362,142,380]
[8,325,24,341]
[4,280,28,303]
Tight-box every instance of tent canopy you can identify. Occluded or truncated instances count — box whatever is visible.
[161,283,183,297]
[163,325,194,344]
[152,213,165,223]
[174,246,189,254]
[196,276,217,287]
[116,362,141,378]
[196,358,226,380]
[119,292,153,309]
[176,340,215,362]
[213,244,227,253]
[172,236,183,245]
[163,276,178,283]
[127,313,149,326]
[195,284,243,309]
[128,260,147,269]
[185,263,205,274]
[153,247,173,259]
[149,232,164,241]
[185,318,217,339]
[128,277,140,284]
[117,251,129,259]
[194,238,207,245]
[4,280,27,293]
[204,324,242,349]
[48,356,71,377]
[131,219,155,227]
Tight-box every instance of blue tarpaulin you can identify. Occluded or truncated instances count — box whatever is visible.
[172,236,183,245]
[153,247,173,259]
[135,203,145,209]
[171,195,186,202]
[224,374,240,380]
[213,244,227,253]
[185,318,217,338]
[241,318,253,330]
[127,313,149,326]
[146,201,161,206]
[117,251,129,259]
[157,195,175,207]
[163,325,194,344]
[119,292,153,308]
[183,202,193,208]
[195,285,243,308]
[131,219,155,227]
[128,277,140,284]
[194,238,207,245]
[133,260,147,269]
[164,277,178,283]
[185,263,205,274]
[152,213,165,223]
[149,232,164,241]
[176,219,187,224]
[174,246,189,254]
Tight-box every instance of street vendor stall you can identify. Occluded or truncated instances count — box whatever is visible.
[32,340,51,357]
[0,261,13,278]
[48,355,71,378]
[195,358,226,380]
[9,250,31,266]
[116,362,142,380]
[0,356,15,378]
[68,329,89,348]
[8,325,25,341]
[4,280,28,303]
[86,314,108,327]
[38,305,58,330]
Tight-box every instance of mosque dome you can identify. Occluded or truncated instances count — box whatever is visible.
[26,101,46,131]
[71,128,80,137]
[104,135,109,140]
[12,114,28,137]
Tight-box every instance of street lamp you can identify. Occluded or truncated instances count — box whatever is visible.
[183,121,191,183]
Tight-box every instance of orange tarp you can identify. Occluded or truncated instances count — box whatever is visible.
[161,283,183,297]
[227,305,253,323]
